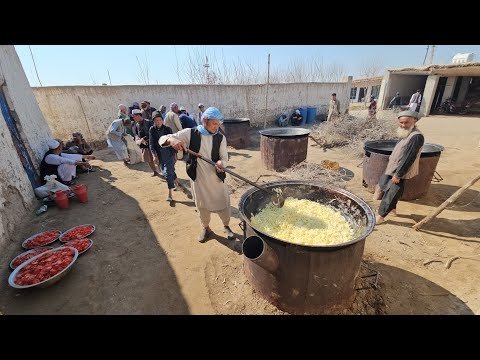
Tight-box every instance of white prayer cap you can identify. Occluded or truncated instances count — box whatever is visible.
[47,139,60,150]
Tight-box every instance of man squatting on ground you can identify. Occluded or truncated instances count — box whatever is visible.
[159,107,235,242]
[375,110,424,225]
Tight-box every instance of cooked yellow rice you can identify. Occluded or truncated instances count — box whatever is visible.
[251,197,354,246]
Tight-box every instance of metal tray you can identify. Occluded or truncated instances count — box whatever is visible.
[22,230,62,249]
[8,247,79,289]
[10,246,54,270]
[61,238,93,255]
[59,224,95,242]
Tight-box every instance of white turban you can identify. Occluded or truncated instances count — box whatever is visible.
[47,139,60,150]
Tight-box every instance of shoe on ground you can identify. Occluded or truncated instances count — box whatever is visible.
[198,227,212,243]
[223,226,235,239]
[375,215,386,225]
[152,171,160,177]
[166,195,173,202]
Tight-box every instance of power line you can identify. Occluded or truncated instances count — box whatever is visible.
[28,45,42,87]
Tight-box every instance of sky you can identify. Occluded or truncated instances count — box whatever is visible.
[14,45,480,87]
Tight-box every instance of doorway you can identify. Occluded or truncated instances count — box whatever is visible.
[430,77,447,113]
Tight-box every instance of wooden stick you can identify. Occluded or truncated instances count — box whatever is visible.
[412,173,480,230]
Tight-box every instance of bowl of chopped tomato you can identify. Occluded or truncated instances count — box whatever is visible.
[22,230,62,249]
[61,238,92,255]
[10,247,54,270]
[8,247,79,289]
[59,224,95,242]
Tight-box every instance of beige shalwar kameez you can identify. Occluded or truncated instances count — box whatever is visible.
[159,128,231,228]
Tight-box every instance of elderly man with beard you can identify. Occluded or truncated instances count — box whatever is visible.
[375,110,424,225]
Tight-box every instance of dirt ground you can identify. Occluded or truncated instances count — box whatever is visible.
[0,114,479,315]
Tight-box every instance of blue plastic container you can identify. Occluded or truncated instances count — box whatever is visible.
[306,107,317,124]
[299,107,308,126]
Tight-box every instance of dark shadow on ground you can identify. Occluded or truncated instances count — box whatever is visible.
[387,213,480,239]
[228,151,252,159]
[0,167,190,315]
[206,232,243,255]
[408,183,480,212]
[370,261,473,314]
[169,199,196,208]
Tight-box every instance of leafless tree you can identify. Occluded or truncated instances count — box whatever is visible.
[358,58,384,79]
[136,53,150,85]
[178,47,347,85]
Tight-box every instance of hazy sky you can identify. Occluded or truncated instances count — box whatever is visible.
[14,45,480,87]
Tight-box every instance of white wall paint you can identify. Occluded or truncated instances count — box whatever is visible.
[0,45,53,247]
[33,82,351,142]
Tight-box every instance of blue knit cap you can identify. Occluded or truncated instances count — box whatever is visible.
[202,107,224,122]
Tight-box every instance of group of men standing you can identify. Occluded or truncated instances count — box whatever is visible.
[106,101,234,242]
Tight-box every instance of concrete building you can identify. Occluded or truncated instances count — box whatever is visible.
[350,76,383,102]
[0,46,53,247]
[377,62,480,116]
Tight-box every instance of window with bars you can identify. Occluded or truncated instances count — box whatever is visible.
[350,87,357,99]
[371,85,381,99]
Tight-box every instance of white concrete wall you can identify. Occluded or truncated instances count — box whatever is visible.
[32,81,351,142]
[0,45,53,247]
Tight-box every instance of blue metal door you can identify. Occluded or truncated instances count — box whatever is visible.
[0,89,40,188]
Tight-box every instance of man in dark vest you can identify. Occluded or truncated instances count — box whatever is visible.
[131,109,158,176]
[159,107,235,242]
[374,110,424,224]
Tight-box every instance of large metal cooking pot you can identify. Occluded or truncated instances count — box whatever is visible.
[259,128,311,172]
[220,118,251,148]
[239,180,375,314]
[363,140,444,200]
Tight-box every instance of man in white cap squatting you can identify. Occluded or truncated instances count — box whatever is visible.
[159,107,235,242]
[40,139,95,186]
[374,110,424,225]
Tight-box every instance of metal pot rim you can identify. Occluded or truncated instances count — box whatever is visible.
[238,180,375,249]
[364,139,444,155]
[259,128,311,138]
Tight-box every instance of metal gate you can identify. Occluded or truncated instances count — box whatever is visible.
[0,88,40,188]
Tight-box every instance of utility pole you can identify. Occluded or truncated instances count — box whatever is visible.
[422,45,430,65]
[429,45,436,65]
[263,53,271,129]
[204,56,210,84]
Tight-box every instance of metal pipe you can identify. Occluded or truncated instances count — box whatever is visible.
[242,235,279,274]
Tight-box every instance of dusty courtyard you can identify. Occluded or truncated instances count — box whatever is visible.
[0,114,479,315]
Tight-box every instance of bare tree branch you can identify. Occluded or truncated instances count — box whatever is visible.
[358,58,384,79]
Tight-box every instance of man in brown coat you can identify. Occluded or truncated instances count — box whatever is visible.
[327,93,341,121]
[375,110,424,224]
